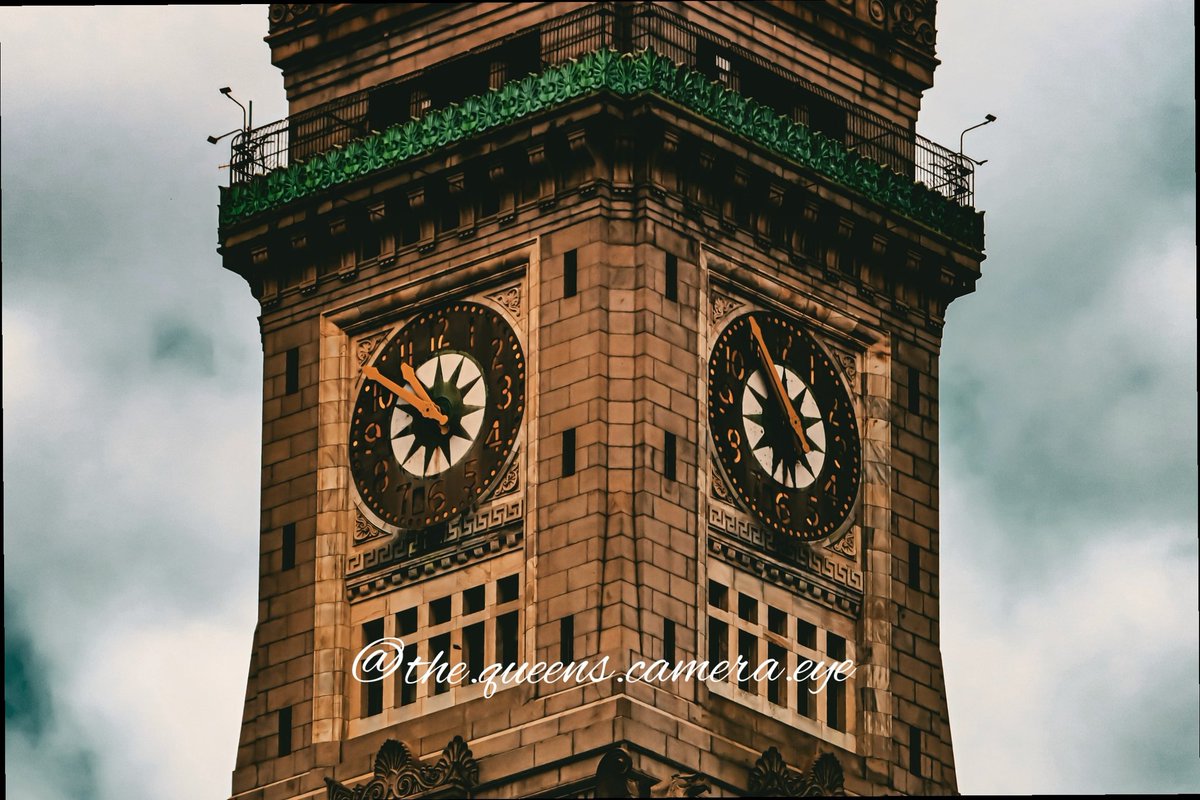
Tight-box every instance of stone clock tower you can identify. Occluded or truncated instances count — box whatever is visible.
[218,3,984,797]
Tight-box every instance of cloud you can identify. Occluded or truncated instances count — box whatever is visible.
[942,525,1200,793]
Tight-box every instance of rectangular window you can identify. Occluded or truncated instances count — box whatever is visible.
[396,607,418,636]
[463,621,485,683]
[430,596,452,626]
[463,585,485,615]
[908,543,921,590]
[664,432,677,481]
[665,253,678,302]
[767,642,787,706]
[797,662,813,717]
[396,641,416,707]
[909,724,923,777]
[281,523,296,571]
[410,89,431,119]
[707,617,728,668]
[496,611,519,669]
[284,348,299,395]
[827,632,846,662]
[708,580,728,610]
[826,633,847,731]
[908,366,920,414]
[663,619,676,665]
[562,428,576,477]
[767,606,787,636]
[363,618,384,717]
[430,633,451,695]
[278,706,292,756]
[429,594,451,623]
[564,249,577,297]
[560,615,574,663]
[737,593,757,624]
[488,59,507,90]
[497,574,520,604]
[797,618,817,649]
[737,630,758,693]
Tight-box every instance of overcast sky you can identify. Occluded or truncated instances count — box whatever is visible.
[2,3,1196,797]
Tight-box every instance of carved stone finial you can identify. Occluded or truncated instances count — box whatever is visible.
[595,747,639,799]
[325,736,480,799]
[747,748,844,796]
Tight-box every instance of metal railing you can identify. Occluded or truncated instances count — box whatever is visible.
[223,2,973,206]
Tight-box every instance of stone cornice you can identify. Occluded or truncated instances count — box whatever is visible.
[219,49,983,249]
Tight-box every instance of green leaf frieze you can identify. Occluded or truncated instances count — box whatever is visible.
[219,49,983,248]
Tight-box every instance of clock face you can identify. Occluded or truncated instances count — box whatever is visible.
[349,301,524,530]
[709,311,861,541]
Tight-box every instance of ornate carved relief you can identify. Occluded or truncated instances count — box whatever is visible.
[325,736,479,799]
[487,284,522,319]
[747,748,844,796]
[827,527,858,559]
[492,460,521,499]
[709,465,732,503]
[710,291,745,325]
[354,509,391,546]
[649,773,712,798]
[356,330,392,367]
[268,4,320,33]
[891,0,936,49]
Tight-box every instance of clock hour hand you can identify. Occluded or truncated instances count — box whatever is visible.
[362,365,449,426]
[748,317,812,454]
[401,362,437,407]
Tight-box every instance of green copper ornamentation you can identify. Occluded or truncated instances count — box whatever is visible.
[219,49,983,248]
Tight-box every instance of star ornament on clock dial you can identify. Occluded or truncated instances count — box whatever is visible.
[709,311,861,541]
[350,302,525,531]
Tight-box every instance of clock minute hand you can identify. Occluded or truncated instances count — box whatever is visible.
[362,365,449,426]
[748,317,812,454]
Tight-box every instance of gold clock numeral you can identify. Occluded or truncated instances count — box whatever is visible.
[485,420,503,450]
[394,482,411,515]
[723,345,745,380]
[727,428,742,462]
[498,375,513,410]
[774,491,791,525]
[429,316,449,351]
[490,337,505,372]
[364,422,383,443]
[428,480,447,516]
[373,459,390,493]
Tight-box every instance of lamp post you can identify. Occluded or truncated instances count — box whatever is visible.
[959,113,997,161]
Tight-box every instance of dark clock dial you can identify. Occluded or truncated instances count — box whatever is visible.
[709,311,861,541]
[349,301,524,530]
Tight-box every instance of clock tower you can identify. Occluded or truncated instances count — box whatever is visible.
[219,3,984,797]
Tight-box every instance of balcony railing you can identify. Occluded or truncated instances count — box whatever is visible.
[223,2,975,207]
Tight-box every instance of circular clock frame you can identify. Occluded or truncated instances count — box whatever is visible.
[349,301,525,532]
[708,310,862,542]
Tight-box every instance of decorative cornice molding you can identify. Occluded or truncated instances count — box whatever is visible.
[325,736,479,799]
[707,530,863,616]
[346,509,523,601]
[268,3,321,33]
[747,748,845,796]
[219,49,982,247]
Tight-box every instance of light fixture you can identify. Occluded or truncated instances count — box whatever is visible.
[959,113,997,158]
